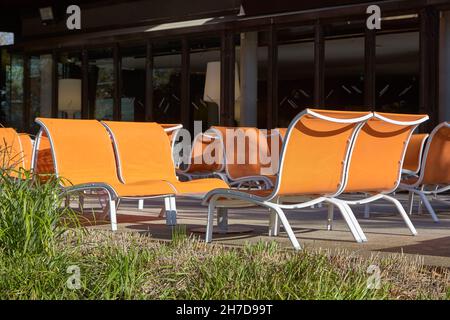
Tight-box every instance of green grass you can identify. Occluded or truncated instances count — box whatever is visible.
[0,169,79,256]
[0,230,448,300]
[0,168,448,300]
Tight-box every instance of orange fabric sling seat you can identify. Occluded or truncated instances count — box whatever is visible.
[35,118,177,197]
[0,127,26,176]
[101,121,228,196]
[400,122,450,222]
[402,133,428,176]
[18,133,33,171]
[203,109,373,250]
[178,130,224,178]
[211,126,278,189]
[329,112,429,236]
[34,118,180,230]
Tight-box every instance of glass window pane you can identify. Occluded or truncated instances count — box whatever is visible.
[29,54,53,133]
[277,26,315,127]
[0,51,24,132]
[189,36,220,130]
[121,45,146,121]
[88,48,114,120]
[57,51,82,119]
[153,40,181,124]
[376,31,419,114]
[325,35,365,109]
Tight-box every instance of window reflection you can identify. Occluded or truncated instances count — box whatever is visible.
[29,54,52,133]
[88,48,114,120]
[121,45,145,121]
[153,41,181,124]
[57,52,82,119]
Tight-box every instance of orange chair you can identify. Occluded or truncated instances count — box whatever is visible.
[203,109,372,250]
[33,133,55,176]
[33,118,181,230]
[0,128,26,176]
[177,129,225,181]
[18,133,33,171]
[400,122,450,222]
[329,112,429,236]
[211,126,279,189]
[402,133,429,176]
[101,121,228,223]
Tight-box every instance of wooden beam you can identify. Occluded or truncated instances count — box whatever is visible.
[420,7,439,131]
[51,51,58,117]
[220,30,229,125]
[23,53,30,132]
[314,21,324,108]
[364,29,376,110]
[181,37,191,130]
[267,24,278,129]
[81,48,89,119]
[145,40,154,121]
[113,44,121,120]
[227,31,236,126]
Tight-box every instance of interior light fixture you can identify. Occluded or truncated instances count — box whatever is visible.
[39,6,55,25]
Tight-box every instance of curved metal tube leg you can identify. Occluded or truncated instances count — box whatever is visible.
[382,195,417,235]
[407,191,414,215]
[269,205,301,250]
[338,201,366,243]
[164,196,177,226]
[417,192,439,222]
[327,204,334,231]
[364,203,370,219]
[269,208,280,236]
[138,199,144,210]
[109,199,118,231]
[205,199,216,243]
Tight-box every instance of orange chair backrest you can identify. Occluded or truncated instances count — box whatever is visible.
[402,133,428,174]
[0,127,25,174]
[34,133,55,175]
[182,130,224,174]
[159,123,182,145]
[276,109,371,196]
[344,112,428,193]
[35,118,119,186]
[420,122,450,185]
[18,133,33,171]
[101,121,177,183]
[212,126,272,179]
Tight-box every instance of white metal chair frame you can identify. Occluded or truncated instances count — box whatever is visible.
[327,112,429,236]
[399,122,450,222]
[401,133,429,177]
[32,120,178,231]
[203,109,373,250]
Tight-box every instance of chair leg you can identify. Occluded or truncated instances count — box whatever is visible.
[138,199,144,210]
[327,204,334,231]
[217,207,228,233]
[407,191,414,215]
[382,195,417,235]
[164,196,177,226]
[269,205,301,250]
[417,191,439,222]
[109,199,118,231]
[364,203,370,218]
[269,208,280,236]
[205,199,216,243]
[336,201,366,243]
[78,194,84,211]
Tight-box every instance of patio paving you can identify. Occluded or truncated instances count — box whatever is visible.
[77,192,450,268]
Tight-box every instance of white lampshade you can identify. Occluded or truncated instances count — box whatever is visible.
[58,79,81,113]
[203,61,240,104]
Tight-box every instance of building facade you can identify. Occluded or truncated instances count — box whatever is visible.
[0,0,449,134]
